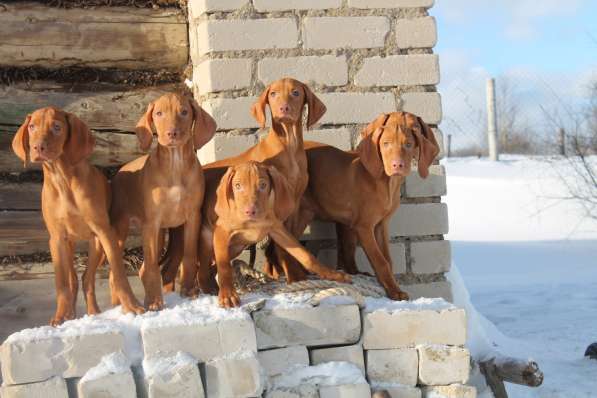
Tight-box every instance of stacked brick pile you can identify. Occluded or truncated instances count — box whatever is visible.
[188,0,451,301]
[1,297,475,397]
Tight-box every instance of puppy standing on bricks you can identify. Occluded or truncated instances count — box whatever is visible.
[102,93,216,310]
[11,107,144,325]
[162,78,351,302]
[299,112,440,300]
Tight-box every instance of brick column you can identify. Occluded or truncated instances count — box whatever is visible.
[187,0,451,300]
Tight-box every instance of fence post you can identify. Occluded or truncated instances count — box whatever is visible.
[486,78,499,161]
[558,128,566,156]
[446,134,452,158]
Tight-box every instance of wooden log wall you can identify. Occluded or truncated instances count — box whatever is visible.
[0,1,189,257]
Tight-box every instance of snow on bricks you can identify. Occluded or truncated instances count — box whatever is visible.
[253,304,361,349]
[78,352,137,398]
[143,352,205,398]
[362,298,467,349]
[1,325,125,384]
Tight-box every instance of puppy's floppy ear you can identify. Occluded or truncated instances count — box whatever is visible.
[64,112,96,165]
[12,115,31,166]
[215,167,236,219]
[357,114,388,179]
[414,116,440,178]
[302,83,326,129]
[189,98,217,150]
[267,165,294,221]
[251,85,270,128]
[135,102,154,151]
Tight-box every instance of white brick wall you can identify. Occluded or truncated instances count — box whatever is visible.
[189,0,248,17]
[356,242,407,274]
[196,19,298,55]
[396,17,438,49]
[194,58,252,93]
[417,345,470,385]
[404,165,446,198]
[254,0,342,11]
[258,55,348,87]
[202,96,258,130]
[400,92,443,125]
[303,17,389,49]
[355,55,440,87]
[303,128,353,150]
[348,0,434,8]
[410,240,451,274]
[366,348,418,386]
[319,92,396,125]
[390,203,449,237]
[198,133,257,163]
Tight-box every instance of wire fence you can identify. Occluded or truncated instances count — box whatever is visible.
[440,69,597,157]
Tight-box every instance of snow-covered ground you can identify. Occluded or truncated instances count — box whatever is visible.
[442,155,597,398]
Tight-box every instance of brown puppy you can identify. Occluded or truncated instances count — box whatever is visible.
[197,161,333,307]
[299,112,440,300]
[105,93,216,310]
[162,78,350,294]
[11,107,144,325]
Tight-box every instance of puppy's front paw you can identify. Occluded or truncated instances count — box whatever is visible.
[218,288,241,308]
[387,289,409,301]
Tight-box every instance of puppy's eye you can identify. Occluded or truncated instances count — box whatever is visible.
[181,109,189,116]
[156,111,163,117]
[404,142,413,149]
[383,142,390,148]
[53,123,62,134]
[28,124,36,132]
[270,92,277,98]
[234,183,242,191]
[291,89,300,97]
[258,181,267,190]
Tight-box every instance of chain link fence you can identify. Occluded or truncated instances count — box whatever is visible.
[440,70,597,157]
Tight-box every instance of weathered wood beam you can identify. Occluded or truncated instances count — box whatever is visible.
[480,356,544,398]
[0,3,188,70]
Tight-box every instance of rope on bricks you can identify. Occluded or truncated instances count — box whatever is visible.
[309,287,366,308]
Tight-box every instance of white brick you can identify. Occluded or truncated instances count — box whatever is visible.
[196,19,298,55]
[304,128,352,150]
[78,352,137,398]
[378,385,422,398]
[258,346,310,377]
[202,96,258,130]
[266,385,319,398]
[194,58,252,94]
[356,242,406,275]
[253,305,361,349]
[258,55,348,87]
[410,240,451,274]
[366,349,418,386]
[310,345,365,374]
[1,330,125,385]
[355,55,440,87]
[363,307,466,349]
[389,203,449,236]
[255,0,341,11]
[422,385,477,398]
[144,353,204,398]
[303,17,389,49]
[403,281,453,302]
[141,318,257,361]
[320,383,372,398]
[396,17,437,49]
[418,345,470,386]
[0,376,68,398]
[189,0,248,17]
[205,351,264,397]
[400,92,442,125]
[319,92,396,125]
[198,132,257,163]
[348,0,434,8]
[404,165,446,198]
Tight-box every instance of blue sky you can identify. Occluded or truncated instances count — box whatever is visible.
[432,0,596,149]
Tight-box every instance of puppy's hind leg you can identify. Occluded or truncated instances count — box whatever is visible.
[83,237,105,315]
